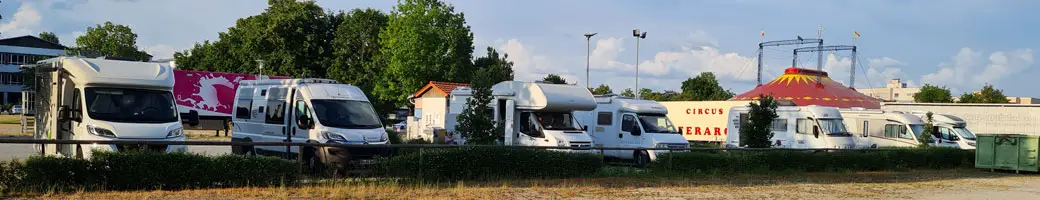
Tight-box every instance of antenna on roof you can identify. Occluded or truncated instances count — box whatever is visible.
[255,60,265,80]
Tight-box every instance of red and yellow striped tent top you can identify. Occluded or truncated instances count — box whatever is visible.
[730,67,881,109]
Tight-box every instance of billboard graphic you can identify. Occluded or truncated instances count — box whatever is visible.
[173,70,284,116]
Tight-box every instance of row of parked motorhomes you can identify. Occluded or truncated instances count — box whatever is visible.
[30,57,976,170]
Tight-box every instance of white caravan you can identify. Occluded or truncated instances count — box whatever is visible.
[575,95,689,165]
[840,109,960,148]
[725,105,855,149]
[30,57,198,158]
[230,79,389,170]
[911,111,977,149]
[449,81,596,150]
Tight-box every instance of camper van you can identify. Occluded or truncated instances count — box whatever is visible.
[911,111,976,149]
[840,109,960,148]
[725,105,855,149]
[447,81,596,150]
[30,57,198,158]
[576,95,689,166]
[230,79,388,171]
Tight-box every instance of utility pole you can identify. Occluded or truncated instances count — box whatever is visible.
[584,33,597,88]
[632,29,646,93]
[255,59,265,80]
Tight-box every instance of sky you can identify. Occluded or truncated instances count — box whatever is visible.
[1,0,1037,97]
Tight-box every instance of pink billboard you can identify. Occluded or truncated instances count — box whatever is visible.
[174,70,286,116]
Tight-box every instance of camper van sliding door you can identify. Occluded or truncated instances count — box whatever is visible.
[56,76,77,157]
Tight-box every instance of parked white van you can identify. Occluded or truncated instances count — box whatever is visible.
[230,79,389,171]
[31,57,198,158]
[841,109,959,148]
[576,95,689,166]
[725,105,855,149]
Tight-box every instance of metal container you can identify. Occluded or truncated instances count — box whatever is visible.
[975,134,1039,172]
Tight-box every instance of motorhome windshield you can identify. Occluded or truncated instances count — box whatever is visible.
[817,119,852,137]
[311,100,382,129]
[533,112,580,131]
[909,124,925,139]
[954,127,976,140]
[637,114,678,134]
[85,87,178,123]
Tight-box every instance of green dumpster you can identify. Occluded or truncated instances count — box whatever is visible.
[975,134,1039,172]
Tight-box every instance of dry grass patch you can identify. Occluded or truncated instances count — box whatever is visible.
[19,170,1040,200]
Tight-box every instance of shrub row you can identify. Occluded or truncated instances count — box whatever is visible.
[649,147,974,174]
[0,151,298,193]
[378,146,603,181]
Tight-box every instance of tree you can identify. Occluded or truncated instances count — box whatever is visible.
[619,88,635,98]
[375,0,475,106]
[915,84,953,103]
[328,8,391,114]
[739,94,779,148]
[72,21,151,61]
[472,47,513,84]
[680,72,734,101]
[958,84,1009,103]
[542,74,567,84]
[591,84,612,95]
[39,32,59,44]
[455,68,498,145]
[175,0,338,76]
[918,112,935,147]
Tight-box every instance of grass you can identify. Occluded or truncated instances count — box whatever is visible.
[184,130,231,141]
[0,115,23,125]
[8,169,1036,199]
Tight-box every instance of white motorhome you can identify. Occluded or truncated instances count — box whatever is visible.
[911,111,976,149]
[576,95,689,166]
[230,79,388,171]
[30,57,198,158]
[448,81,596,150]
[840,109,960,148]
[725,105,855,149]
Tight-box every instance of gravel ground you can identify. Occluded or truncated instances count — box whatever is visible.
[9,170,1040,199]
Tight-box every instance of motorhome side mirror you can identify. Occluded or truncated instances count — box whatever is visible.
[583,125,588,131]
[58,106,69,121]
[296,117,312,129]
[185,110,201,126]
[812,126,820,138]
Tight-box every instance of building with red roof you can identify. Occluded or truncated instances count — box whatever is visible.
[731,67,881,109]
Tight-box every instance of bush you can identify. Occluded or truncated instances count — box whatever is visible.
[378,146,603,181]
[386,130,404,145]
[650,147,974,174]
[0,151,299,192]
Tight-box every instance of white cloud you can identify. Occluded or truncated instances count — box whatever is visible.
[498,39,577,83]
[145,44,180,60]
[921,47,1035,93]
[589,37,627,70]
[0,3,43,38]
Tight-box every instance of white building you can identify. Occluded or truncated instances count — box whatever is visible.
[405,81,470,143]
[857,79,921,102]
[0,36,66,105]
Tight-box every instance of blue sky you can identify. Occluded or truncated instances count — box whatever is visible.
[1,0,1037,97]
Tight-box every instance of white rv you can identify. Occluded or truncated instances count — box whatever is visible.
[448,81,596,150]
[230,79,388,171]
[576,95,689,166]
[725,105,855,149]
[840,109,960,148]
[31,57,198,158]
[911,111,976,149]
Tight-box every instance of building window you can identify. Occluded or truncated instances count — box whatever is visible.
[894,93,900,98]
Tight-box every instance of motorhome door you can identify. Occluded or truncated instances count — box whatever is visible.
[619,113,640,159]
[517,112,543,146]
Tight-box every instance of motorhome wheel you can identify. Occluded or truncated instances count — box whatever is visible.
[634,150,650,168]
[76,145,83,159]
[307,148,327,176]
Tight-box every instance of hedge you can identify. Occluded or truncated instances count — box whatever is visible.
[649,147,974,174]
[378,146,603,181]
[0,151,298,193]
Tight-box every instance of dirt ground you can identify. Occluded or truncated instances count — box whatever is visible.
[13,170,1040,200]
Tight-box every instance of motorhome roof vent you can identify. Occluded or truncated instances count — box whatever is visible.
[95,56,140,62]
